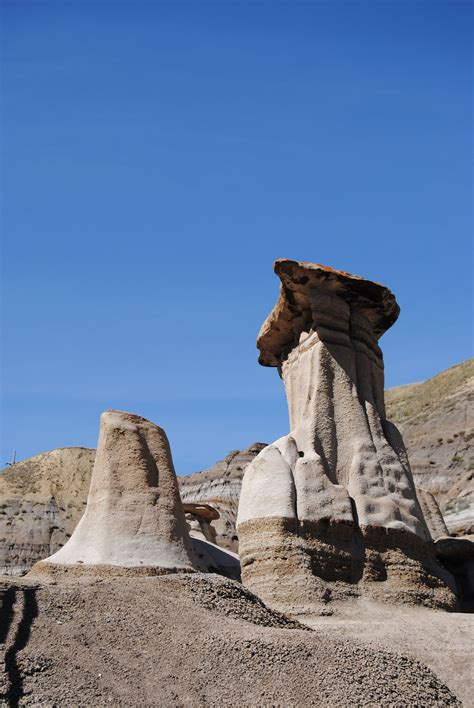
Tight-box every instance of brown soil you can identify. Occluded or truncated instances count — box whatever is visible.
[0,573,463,706]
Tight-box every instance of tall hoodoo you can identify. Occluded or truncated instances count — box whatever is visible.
[31,410,198,575]
[237,260,456,616]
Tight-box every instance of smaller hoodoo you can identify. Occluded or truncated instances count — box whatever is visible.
[31,410,199,576]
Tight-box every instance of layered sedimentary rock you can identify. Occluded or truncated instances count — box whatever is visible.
[31,411,199,576]
[2,361,470,577]
[0,443,265,574]
[413,490,474,608]
[179,444,266,552]
[0,447,94,575]
[237,259,456,616]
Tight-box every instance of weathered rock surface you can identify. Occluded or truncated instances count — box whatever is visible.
[414,488,473,605]
[385,358,474,536]
[30,411,199,576]
[0,444,265,575]
[434,535,474,608]
[237,260,456,617]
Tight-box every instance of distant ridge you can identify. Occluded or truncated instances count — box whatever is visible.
[385,358,473,535]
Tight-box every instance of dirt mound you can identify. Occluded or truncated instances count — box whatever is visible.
[0,575,461,706]
[160,573,304,628]
[306,597,474,708]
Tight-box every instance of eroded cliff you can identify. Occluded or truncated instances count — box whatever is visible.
[385,358,474,536]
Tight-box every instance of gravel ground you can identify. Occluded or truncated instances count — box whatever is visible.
[307,596,474,707]
[0,573,463,706]
[160,573,306,628]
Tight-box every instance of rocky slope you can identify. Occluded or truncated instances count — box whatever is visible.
[385,358,474,535]
[0,574,464,706]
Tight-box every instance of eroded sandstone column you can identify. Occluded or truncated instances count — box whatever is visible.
[237,260,456,616]
[31,410,198,576]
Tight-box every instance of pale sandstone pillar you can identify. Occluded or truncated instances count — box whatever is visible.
[31,411,199,576]
[237,260,456,617]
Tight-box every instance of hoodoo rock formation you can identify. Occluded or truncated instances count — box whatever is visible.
[184,502,220,544]
[31,411,199,576]
[179,444,267,552]
[237,259,457,617]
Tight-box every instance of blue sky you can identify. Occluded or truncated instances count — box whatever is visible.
[1,0,472,473]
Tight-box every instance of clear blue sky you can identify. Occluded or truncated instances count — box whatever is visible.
[1,0,472,473]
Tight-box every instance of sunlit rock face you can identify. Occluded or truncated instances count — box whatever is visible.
[237,260,456,617]
[31,411,199,576]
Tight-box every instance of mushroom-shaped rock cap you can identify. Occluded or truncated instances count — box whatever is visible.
[183,502,220,522]
[257,259,400,367]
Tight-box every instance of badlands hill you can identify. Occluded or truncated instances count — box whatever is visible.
[385,358,473,535]
[0,448,95,575]
[1,359,472,573]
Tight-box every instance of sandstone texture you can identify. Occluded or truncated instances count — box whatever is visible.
[237,259,456,616]
[0,574,463,706]
[0,444,266,575]
[385,358,474,536]
[31,411,198,576]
